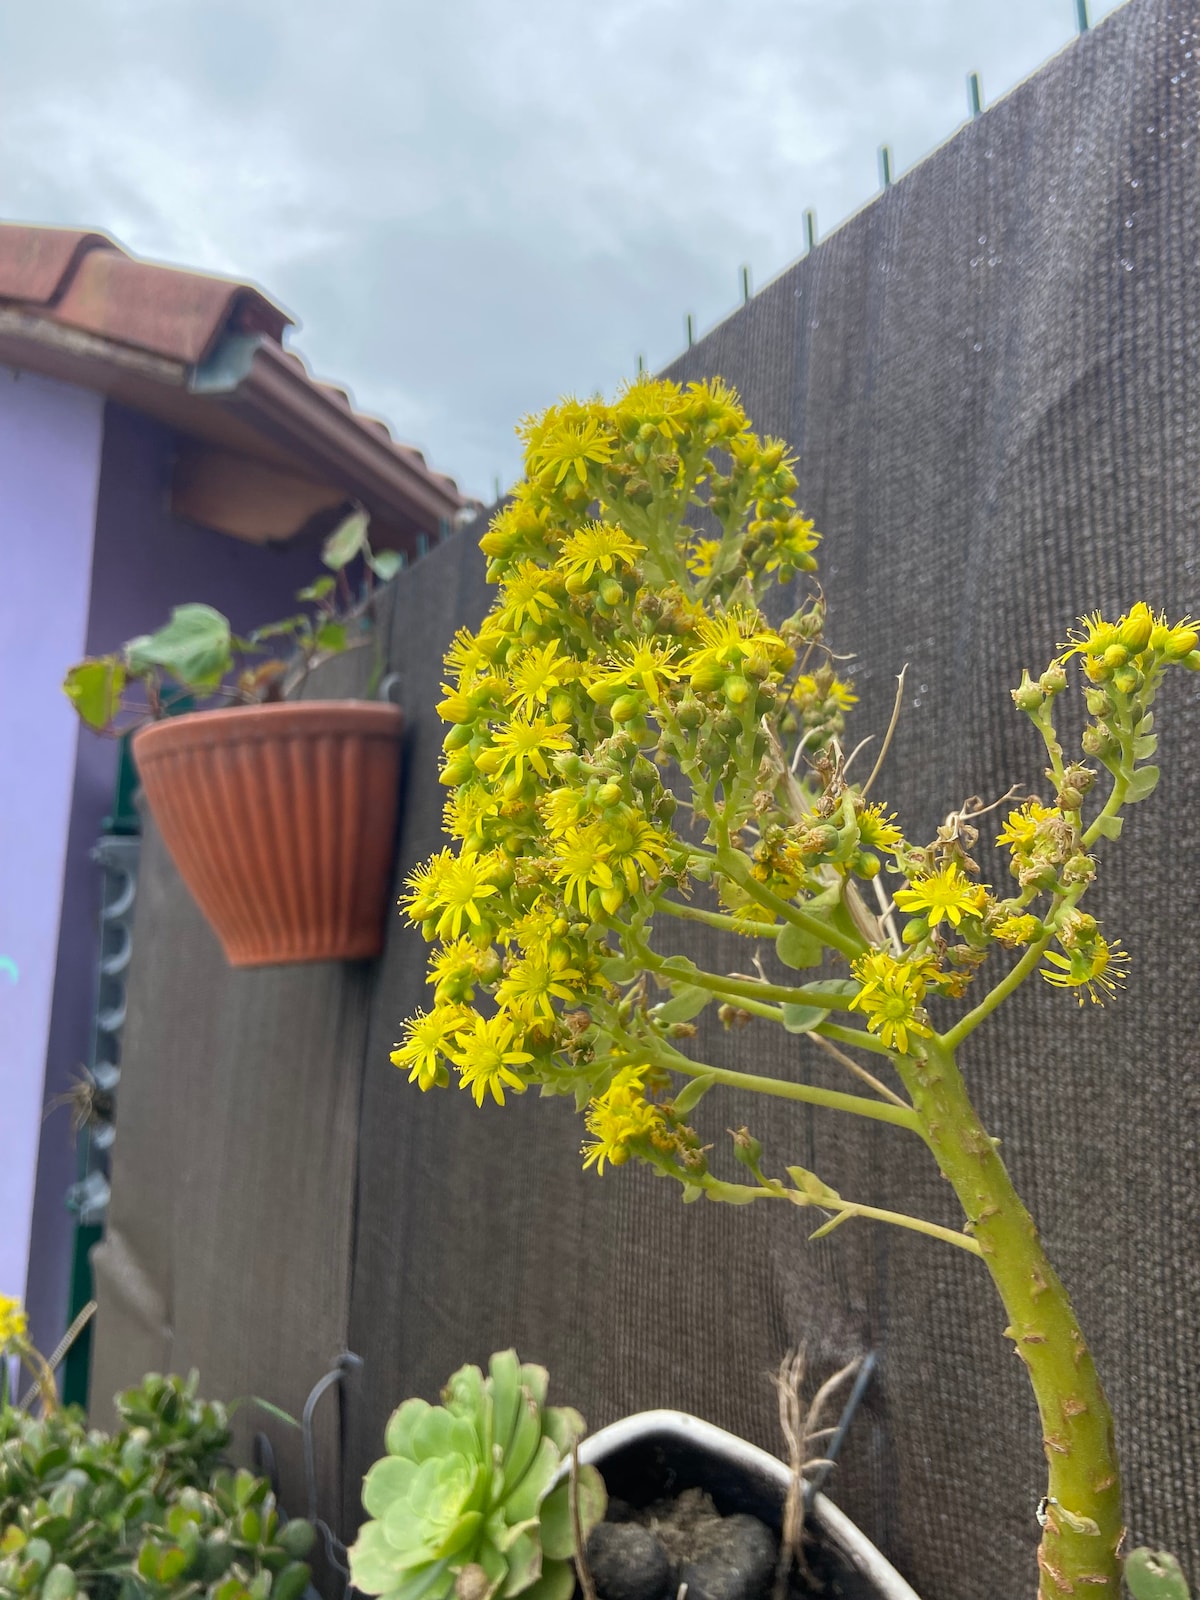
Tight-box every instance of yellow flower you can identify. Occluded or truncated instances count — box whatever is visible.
[450,1012,533,1106]
[553,827,617,915]
[391,1006,471,1090]
[585,640,680,706]
[486,715,573,784]
[603,813,673,894]
[526,412,615,488]
[581,1067,667,1174]
[992,914,1042,947]
[402,849,500,940]
[996,801,1063,855]
[494,562,561,632]
[893,865,988,929]
[443,786,501,846]
[682,606,794,684]
[685,538,722,579]
[791,673,858,711]
[0,1295,27,1349]
[849,951,934,1054]
[496,948,583,1021]
[1041,936,1128,1005]
[856,804,904,853]
[428,939,499,1003]
[558,522,645,584]
[506,641,572,716]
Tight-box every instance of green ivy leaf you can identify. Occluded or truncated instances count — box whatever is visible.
[367,549,405,582]
[322,509,370,571]
[63,658,126,729]
[296,576,336,603]
[776,921,823,970]
[127,604,232,690]
[315,621,348,654]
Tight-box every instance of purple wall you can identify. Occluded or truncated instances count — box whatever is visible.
[25,401,335,1356]
[0,364,105,1324]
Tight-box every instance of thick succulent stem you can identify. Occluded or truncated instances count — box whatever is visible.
[894,1037,1123,1597]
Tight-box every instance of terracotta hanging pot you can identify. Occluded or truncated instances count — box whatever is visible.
[131,700,404,966]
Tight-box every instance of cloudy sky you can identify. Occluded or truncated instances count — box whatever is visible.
[1,0,1126,501]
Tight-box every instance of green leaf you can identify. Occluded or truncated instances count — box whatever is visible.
[539,1406,583,1458]
[270,1562,312,1600]
[322,509,370,571]
[800,978,859,999]
[672,1075,716,1116]
[538,1469,605,1563]
[296,576,336,603]
[315,621,348,654]
[1125,1548,1191,1600]
[367,549,405,582]
[386,1399,434,1460]
[63,658,127,729]
[126,604,232,690]
[1092,814,1123,840]
[1125,765,1160,803]
[502,1438,558,1524]
[498,1530,541,1596]
[364,1457,419,1518]
[776,921,823,970]
[654,985,710,1025]
[597,956,637,985]
[780,1003,830,1034]
[516,1557,575,1600]
[40,1565,77,1600]
[785,1165,841,1205]
[1133,733,1159,760]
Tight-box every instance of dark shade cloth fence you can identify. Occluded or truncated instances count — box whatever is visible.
[89,3,1200,1594]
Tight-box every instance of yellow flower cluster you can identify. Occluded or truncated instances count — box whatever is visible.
[0,1294,27,1349]
[393,377,843,1127]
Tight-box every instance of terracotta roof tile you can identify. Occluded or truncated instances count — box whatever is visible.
[0,223,476,533]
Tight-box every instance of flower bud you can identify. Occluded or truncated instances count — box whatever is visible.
[1012,673,1043,712]
[1102,643,1128,671]
[611,694,642,723]
[553,752,586,780]
[1039,662,1068,695]
[1084,688,1113,717]
[1166,626,1199,659]
[723,675,752,706]
[730,1126,763,1168]
[1112,664,1141,696]
[1119,604,1154,652]
[549,691,574,723]
[902,917,929,945]
[598,578,624,608]
[690,661,726,695]
[1184,649,1200,671]
[596,781,623,807]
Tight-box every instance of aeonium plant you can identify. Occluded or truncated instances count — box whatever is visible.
[62,508,402,732]
[389,376,1197,1599]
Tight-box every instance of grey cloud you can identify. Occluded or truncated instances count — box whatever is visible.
[0,0,1126,496]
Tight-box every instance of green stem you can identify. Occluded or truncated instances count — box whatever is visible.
[941,933,1057,1050]
[692,1173,983,1255]
[660,899,780,940]
[894,1037,1122,1597]
[646,1038,923,1135]
[715,842,864,961]
[652,960,856,1014]
[1082,771,1129,850]
[814,1021,898,1057]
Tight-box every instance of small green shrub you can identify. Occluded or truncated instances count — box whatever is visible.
[0,1373,313,1600]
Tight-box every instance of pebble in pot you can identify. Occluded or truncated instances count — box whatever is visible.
[586,1522,673,1600]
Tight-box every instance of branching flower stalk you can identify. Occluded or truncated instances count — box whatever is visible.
[390,379,1199,1598]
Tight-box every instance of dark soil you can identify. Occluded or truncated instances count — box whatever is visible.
[586,1486,886,1600]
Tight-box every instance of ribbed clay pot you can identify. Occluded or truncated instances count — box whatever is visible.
[132,700,404,966]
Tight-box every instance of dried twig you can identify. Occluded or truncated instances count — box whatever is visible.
[570,1438,598,1600]
[772,1350,862,1600]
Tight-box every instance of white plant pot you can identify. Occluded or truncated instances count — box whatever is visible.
[576,1410,921,1600]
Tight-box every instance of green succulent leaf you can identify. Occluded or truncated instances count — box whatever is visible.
[364,1455,420,1518]
[776,921,823,970]
[654,985,711,1024]
[386,1399,435,1460]
[539,1407,584,1457]
[518,1558,576,1600]
[501,1438,559,1525]
[1125,1548,1191,1600]
[485,1353,521,1459]
[39,1562,78,1600]
[780,1002,830,1033]
[498,1530,541,1596]
[1125,764,1160,803]
[538,1469,605,1562]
